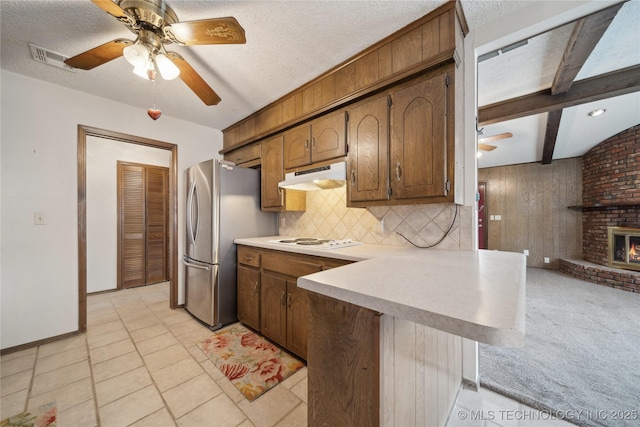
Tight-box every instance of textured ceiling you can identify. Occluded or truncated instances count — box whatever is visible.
[1,0,639,169]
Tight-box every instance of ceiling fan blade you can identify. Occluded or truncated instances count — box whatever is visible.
[166,17,246,45]
[478,143,497,151]
[91,0,128,19]
[65,39,133,70]
[478,132,513,144]
[166,52,221,106]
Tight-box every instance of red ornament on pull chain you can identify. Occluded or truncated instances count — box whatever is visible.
[147,71,161,120]
[147,107,161,120]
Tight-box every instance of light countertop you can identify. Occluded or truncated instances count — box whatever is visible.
[235,236,526,346]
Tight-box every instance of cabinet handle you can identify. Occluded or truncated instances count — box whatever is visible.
[305,139,309,151]
[253,282,259,292]
[280,291,286,306]
[287,293,291,308]
[311,137,316,151]
[243,255,253,261]
[395,161,402,182]
[351,169,356,186]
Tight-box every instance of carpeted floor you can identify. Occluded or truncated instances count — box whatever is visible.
[480,267,640,427]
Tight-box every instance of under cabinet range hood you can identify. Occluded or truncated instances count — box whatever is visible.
[278,161,346,191]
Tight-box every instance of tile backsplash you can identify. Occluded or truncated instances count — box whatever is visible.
[279,187,473,250]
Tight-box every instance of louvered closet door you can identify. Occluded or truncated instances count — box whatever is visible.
[145,167,168,284]
[120,164,146,288]
[119,162,169,289]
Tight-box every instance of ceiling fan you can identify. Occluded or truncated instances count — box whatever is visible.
[64,0,246,106]
[478,132,512,151]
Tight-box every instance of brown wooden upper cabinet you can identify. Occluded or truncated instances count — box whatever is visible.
[347,94,390,205]
[260,135,285,210]
[227,142,260,168]
[347,65,454,206]
[390,69,449,201]
[283,111,347,170]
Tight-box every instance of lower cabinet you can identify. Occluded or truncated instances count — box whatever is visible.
[260,271,287,346]
[237,265,261,331]
[237,245,352,360]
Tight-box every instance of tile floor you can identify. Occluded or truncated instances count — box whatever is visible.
[1,281,573,427]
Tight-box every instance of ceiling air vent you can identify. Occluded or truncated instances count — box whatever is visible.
[29,44,75,72]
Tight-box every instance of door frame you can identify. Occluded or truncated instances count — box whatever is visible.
[77,125,178,332]
[477,181,488,249]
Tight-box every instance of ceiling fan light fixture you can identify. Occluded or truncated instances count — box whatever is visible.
[123,44,149,68]
[133,61,156,81]
[155,53,180,80]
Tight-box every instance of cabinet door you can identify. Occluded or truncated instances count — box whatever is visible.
[261,135,285,210]
[311,111,347,163]
[283,125,312,169]
[260,272,287,347]
[390,72,448,200]
[286,281,309,360]
[237,265,261,331]
[226,143,261,167]
[347,95,390,204]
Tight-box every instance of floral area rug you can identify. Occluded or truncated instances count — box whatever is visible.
[0,402,56,427]
[197,323,304,401]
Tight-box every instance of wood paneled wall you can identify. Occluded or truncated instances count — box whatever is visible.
[477,158,583,268]
[380,316,462,426]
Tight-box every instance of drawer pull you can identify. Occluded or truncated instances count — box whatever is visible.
[280,291,286,306]
[287,293,291,308]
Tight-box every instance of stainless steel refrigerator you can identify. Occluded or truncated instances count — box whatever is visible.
[183,159,276,329]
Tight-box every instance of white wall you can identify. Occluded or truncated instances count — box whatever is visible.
[86,138,171,293]
[1,70,221,349]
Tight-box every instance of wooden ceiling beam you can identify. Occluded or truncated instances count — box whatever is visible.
[551,2,625,95]
[542,109,563,164]
[541,2,624,164]
[478,64,640,126]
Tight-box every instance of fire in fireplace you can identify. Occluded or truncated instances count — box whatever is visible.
[608,226,640,272]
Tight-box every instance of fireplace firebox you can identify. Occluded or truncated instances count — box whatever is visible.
[608,227,640,272]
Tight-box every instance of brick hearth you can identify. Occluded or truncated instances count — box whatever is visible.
[559,124,640,292]
[560,259,640,293]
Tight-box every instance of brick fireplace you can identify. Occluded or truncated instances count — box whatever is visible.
[560,124,640,292]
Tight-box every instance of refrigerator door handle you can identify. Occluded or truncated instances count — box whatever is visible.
[182,257,211,271]
[187,180,200,245]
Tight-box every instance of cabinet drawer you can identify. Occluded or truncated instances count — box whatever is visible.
[262,253,322,277]
[228,143,261,165]
[237,246,261,267]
